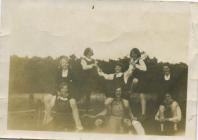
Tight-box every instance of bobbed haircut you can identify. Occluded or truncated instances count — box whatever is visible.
[163,65,170,70]
[115,62,123,68]
[164,92,177,100]
[83,48,93,56]
[130,48,141,58]
[59,56,69,60]
[58,56,70,69]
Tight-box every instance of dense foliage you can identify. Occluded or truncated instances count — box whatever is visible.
[9,54,187,102]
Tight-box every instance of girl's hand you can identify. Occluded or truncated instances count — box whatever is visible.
[58,96,68,101]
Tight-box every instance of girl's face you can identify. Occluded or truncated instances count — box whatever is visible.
[163,66,170,75]
[60,85,69,95]
[88,49,94,57]
[131,51,138,60]
[115,65,122,73]
[164,93,173,104]
[60,58,69,69]
[115,88,122,98]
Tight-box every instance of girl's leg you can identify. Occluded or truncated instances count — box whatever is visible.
[43,94,56,125]
[70,99,84,131]
[159,105,165,132]
[170,102,181,131]
[140,93,146,116]
[131,120,145,135]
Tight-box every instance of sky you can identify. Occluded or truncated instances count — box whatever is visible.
[1,0,190,63]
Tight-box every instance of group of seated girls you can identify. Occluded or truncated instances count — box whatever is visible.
[47,47,182,135]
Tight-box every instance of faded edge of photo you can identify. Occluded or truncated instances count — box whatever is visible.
[0,0,197,140]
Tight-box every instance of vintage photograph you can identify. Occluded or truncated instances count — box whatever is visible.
[0,0,192,138]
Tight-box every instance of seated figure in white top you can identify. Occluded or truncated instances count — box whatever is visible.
[155,93,182,135]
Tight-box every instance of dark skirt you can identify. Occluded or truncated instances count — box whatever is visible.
[126,74,147,93]
[51,99,75,131]
[51,112,74,131]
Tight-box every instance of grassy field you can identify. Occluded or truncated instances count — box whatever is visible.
[8,94,39,130]
[7,93,186,135]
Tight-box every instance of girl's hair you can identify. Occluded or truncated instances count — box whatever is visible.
[59,56,69,61]
[130,48,141,58]
[58,56,69,69]
[163,65,171,70]
[83,48,92,56]
[115,62,123,68]
[164,92,176,99]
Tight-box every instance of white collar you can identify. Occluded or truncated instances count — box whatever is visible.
[62,69,68,77]
[115,72,123,77]
[84,56,93,61]
[164,74,171,81]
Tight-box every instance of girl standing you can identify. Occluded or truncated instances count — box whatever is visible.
[128,48,147,121]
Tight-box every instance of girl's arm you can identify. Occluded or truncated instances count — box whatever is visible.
[155,110,160,121]
[166,104,182,123]
[124,64,134,83]
[135,59,147,71]
[97,68,114,80]
[123,99,136,120]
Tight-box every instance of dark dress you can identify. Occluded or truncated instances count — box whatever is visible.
[81,58,98,94]
[126,59,146,93]
[158,74,177,104]
[113,74,126,90]
[56,68,72,86]
[52,94,75,131]
[57,69,72,84]
[107,74,127,98]
[161,100,176,135]
[55,68,75,96]
[161,75,175,94]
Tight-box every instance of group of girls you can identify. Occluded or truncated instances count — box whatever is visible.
[52,47,181,135]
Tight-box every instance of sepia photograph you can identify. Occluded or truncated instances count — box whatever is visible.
[0,0,196,140]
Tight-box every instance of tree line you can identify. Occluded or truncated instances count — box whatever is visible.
[9,54,188,102]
